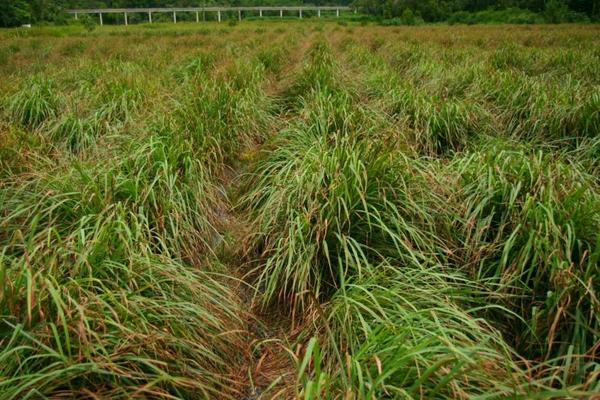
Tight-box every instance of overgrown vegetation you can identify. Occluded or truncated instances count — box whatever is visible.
[357,0,597,23]
[0,21,599,399]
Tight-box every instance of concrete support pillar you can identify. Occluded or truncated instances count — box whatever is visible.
[299,9,302,18]
[173,11,177,23]
[280,9,283,18]
[217,10,221,22]
[196,11,199,22]
[336,9,340,17]
[238,9,241,21]
[99,13,103,25]
[124,12,128,25]
[75,12,78,20]
[259,9,262,17]
[318,9,321,18]
[148,12,152,23]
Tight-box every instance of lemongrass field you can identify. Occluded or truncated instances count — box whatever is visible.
[0,22,599,399]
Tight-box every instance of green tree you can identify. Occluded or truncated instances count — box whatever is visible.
[401,8,416,24]
[544,0,569,22]
[80,14,97,31]
[0,0,31,27]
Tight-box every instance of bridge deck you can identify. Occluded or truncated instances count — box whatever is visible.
[67,6,352,14]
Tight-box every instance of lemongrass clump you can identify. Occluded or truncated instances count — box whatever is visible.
[7,75,61,129]
[166,56,274,170]
[316,262,536,398]
[449,140,599,365]
[0,253,248,399]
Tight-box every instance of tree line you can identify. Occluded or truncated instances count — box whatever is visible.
[356,0,597,23]
[1,0,598,27]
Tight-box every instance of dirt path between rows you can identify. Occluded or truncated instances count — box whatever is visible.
[216,35,319,400]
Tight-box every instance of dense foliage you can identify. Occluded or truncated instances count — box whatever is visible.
[356,0,598,22]
[0,0,599,26]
